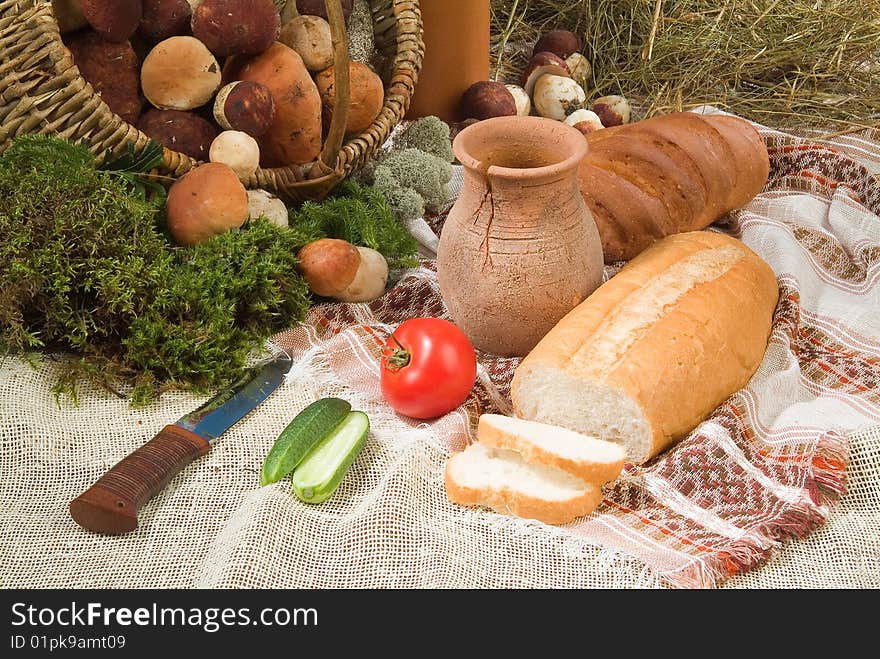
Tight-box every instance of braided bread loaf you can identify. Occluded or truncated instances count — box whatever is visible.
[579,112,770,262]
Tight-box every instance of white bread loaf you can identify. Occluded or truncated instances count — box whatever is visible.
[445,414,625,525]
[511,231,779,464]
[477,413,626,483]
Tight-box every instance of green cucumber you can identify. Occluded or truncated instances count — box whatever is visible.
[260,397,352,486]
[292,411,370,504]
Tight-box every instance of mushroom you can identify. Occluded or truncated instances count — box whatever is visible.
[139,0,192,42]
[533,29,583,60]
[564,108,604,134]
[532,74,586,121]
[166,163,249,246]
[54,0,142,42]
[191,0,280,57]
[505,84,532,116]
[460,81,517,121]
[141,36,221,111]
[297,238,389,303]
[67,32,142,125]
[213,81,276,137]
[591,95,632,127]
[315,62,385,137]
[247,189,289,227]
[565,53,593,90]
[209,131,261,180]
[295,0,353,25]
[138,109,218,160]
[520,51,570,96]
[279,14,334,72]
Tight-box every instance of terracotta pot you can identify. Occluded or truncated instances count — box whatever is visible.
[405,0,491,123]
[437,116,604,357]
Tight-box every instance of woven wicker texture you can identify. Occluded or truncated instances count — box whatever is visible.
[0,0,423,202]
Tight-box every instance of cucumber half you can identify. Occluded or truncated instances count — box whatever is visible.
[292,411,370,504]
[260,397,352,486]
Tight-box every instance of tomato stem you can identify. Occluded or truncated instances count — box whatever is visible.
[384,333,411,371]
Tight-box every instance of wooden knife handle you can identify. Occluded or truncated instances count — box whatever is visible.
[69,425,210,535]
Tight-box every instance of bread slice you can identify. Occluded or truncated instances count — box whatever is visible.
[511,231,778,463]
[477,414,626,484]
[445,443,603,525]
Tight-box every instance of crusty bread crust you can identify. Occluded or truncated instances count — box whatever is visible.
[511,231,779,463]
[444,462,603,525]
[477,415,625,484]
[579,112,770,262]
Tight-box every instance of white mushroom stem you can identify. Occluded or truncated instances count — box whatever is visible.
[505,84,532,116]
[336,247,389,303]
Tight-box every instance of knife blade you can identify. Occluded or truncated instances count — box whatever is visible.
[69,352,293,535]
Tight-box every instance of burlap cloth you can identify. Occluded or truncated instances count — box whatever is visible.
[2,111,878,589]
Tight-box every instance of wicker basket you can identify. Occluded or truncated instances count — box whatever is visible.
[0,0,423,203]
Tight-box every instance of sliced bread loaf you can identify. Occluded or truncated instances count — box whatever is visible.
[477,414,626,484]
[444,443,603,525]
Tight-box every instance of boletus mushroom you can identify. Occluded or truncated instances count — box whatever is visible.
[54,0,142,42]
[138,108,218,160]
[533,29,583,60]
[279,14,334,72]
[191,0,280,57]
[165,162,249,246]
[564,108,604,135]
[460,81,517,121]
[247,189,289,227]
[591,95,632,127]
[295,0,353,25]
[213,81,277,137]
[209,130,261,180]
[226,42,323,167]
[139,0,193,42]
[315,62,384,137]
[520,51,570,96]
[141,36,221,111]
[67,31,142,125]
[532,74,586,121]
[297,238,389,303]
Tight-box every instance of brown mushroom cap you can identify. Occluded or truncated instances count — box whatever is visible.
[520,51,570,96]
[138,109,218,160]
[77,0,142,43]
[533,29,583,60]
[139,0,192,42]
[460,81,517,121]
[296,0,353,25]
[297,238,362,297]
[67,31,142,125]
[279,14,334,72]
[191,0,280,57]
[315,62,384,137]
[213,81,276,137]
[166,162,249,246]
[141,36,221,111]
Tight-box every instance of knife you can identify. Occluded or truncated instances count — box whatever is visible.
[69,353,293,535]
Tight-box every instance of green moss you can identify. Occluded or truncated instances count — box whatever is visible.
[0,136,310,405]
[373,148,453,218]
[0,136,420,405]
[292,179,420,269]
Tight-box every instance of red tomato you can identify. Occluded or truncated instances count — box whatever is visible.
[380,318,477,419]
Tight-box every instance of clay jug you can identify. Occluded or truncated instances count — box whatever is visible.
[437,116,604,357]
[406,0,491,122]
